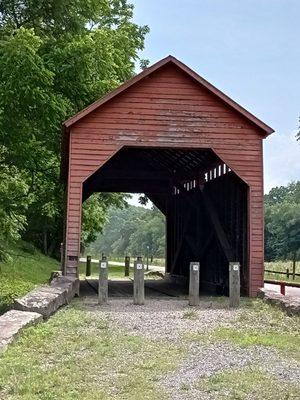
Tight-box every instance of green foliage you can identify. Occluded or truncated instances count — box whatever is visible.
[0,147,29,261]
[264,181,300,261]
[0,1,148,257]
[87,205,165,258]
[81,193,129,247]
[265,181,300,206]
[0,241,59,313]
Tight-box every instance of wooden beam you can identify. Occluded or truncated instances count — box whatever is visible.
[83,179,169,201]
[200,187,234,261]
[145,192,167,215]
[98,169,171,180]
[170,207,193,274]
[199,231,214,259]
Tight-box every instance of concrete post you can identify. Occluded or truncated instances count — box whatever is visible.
[229,262,240,308]
[125,256,130,277]
[98,256,108,305]
[86,255,91,277]
[134,257,144,305]
[189,262,200,306]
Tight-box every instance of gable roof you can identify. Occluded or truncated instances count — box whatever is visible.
[63,55,274,136]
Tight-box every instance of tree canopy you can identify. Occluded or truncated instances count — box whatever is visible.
[88,181,300,263]
[0,1,148,259]
[87,205,166,259]
[264,181,300,261]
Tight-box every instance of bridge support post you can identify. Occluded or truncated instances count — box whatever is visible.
[98,255,108,305]
[134,257,144,305]
[229,262,240,307]
[86,255,91,277]
[189,262,200,306]
[125,255,130,277]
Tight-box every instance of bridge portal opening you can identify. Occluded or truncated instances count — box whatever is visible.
[81,146,248,296]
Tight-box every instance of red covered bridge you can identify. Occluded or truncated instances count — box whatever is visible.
[61,56,274,297]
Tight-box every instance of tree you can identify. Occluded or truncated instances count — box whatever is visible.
[264,181,300,261]
[88,205,166,259]
[0,1,148,256]
[0,146,29,260]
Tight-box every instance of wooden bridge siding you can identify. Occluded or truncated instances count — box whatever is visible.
[65,64,264,295]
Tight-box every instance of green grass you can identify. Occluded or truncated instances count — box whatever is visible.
[0,300,184,400]
[79,262,130,280]
[0,242,59,314]
[189,299,300,360]
[213,327,300,356]
[86,256,166,268]
[110,257,166,268]
[264,260,300,283]
[79,262,164,280]
[199,369,299,400]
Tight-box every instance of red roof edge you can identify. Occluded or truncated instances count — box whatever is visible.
[63,55,274,136]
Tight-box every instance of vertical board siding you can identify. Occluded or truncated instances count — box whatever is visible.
[65,64,264,294]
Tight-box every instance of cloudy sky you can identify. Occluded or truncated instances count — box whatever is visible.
[130,0,300,194]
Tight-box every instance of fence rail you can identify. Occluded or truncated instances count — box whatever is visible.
[264,268,300,280]
[264,279,300,295]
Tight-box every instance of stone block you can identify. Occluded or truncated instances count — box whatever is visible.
[0,310,42,353]
[13,276,79,319]
[258,288,300,316]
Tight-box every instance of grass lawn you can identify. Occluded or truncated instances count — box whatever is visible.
[188,298,300,361]
[86,256,166,268]
[0,301,183,400]
[79,262,129,280]
[264,260,300,283]
[0,297,299,399]
[79,262,162,280]
[110,257,166,268]
[0,242,59,314]
[199,369,299,400]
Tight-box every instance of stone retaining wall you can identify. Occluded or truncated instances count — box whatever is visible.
[14,276,79,318]
[0,275,79,354]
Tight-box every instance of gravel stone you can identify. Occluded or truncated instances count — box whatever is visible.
[83,297,238,340]
[80,297,300,400]
[161,342,300,399]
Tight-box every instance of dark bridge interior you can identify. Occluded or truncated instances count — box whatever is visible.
[83,147,248,295]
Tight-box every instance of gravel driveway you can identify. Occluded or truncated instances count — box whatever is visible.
[81,297,300,399]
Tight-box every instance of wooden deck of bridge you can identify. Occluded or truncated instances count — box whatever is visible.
[80,279,189,298]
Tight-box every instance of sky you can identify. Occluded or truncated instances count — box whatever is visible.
[128,0,300,201]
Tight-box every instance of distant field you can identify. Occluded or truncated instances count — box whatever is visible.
[264,260,300,283]
[107,256,165,268]
[79,261,164,280]
[79,262,128,279]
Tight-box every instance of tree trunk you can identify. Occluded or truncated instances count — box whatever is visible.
[43,229,48,255]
